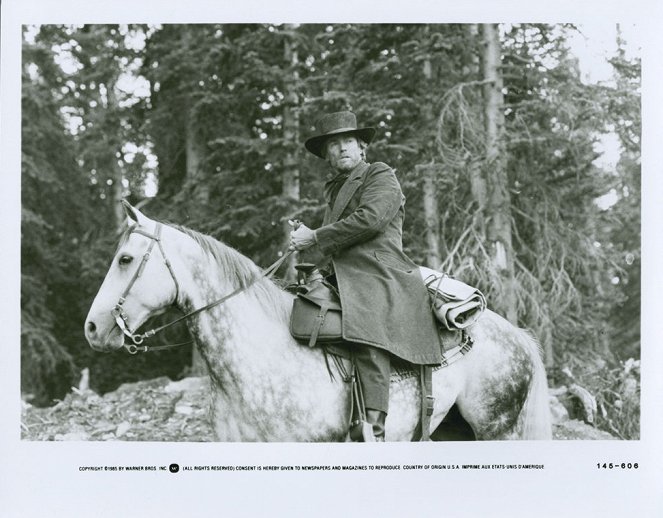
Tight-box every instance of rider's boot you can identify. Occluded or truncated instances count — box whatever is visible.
[366,409,387,442]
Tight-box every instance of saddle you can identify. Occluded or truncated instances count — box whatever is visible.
[289,264,486,348]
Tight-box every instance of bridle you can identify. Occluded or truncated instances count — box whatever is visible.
[111,222,180,353]
[111,221,290,354]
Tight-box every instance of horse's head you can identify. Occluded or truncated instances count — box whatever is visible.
[84,201,180,352]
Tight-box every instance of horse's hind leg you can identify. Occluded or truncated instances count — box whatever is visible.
[457,375,532,440]
[458,353,536,440]
[427,366,469,439]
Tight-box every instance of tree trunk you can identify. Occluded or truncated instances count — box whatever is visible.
[184,28,209,206]
[467,24,488,221]
[418,164,442,268]
[111,160,125,231]
[419,42,441,269]
[105,77,126,231]
[281,25,301,281]
[185,107,209,205]
[481,23,517,324]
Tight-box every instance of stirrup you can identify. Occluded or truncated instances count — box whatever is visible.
[349,420,375,442]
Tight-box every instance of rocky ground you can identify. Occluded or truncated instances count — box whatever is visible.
[21,376,616,441]
[553,419,616,440]
[21,376,215,442]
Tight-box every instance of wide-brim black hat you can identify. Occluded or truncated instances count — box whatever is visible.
[305,111,376,158]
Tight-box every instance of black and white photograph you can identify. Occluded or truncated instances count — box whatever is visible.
[2,0,662,516]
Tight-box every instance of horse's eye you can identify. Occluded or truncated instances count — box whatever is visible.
[118,255,133,266]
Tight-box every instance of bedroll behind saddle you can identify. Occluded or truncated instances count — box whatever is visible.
[419,266,486,331]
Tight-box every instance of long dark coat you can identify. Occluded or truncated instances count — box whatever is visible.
[314,161,442,365]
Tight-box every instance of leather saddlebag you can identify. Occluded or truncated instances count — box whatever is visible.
[289,282,343,347]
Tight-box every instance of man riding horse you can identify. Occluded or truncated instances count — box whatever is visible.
[289,111,443,441]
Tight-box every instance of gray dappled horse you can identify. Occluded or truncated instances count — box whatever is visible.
[84,202,552,441]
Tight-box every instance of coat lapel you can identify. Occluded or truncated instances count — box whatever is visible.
[328,162,369,223]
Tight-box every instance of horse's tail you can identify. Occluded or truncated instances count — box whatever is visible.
[519,330,553,440]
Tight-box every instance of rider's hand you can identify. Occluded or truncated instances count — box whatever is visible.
[289,221,316,251]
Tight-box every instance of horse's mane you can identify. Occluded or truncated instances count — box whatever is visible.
[173,223,292,322]
[119,221,291,324]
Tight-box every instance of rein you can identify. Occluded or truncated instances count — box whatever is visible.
[112,221,292,354]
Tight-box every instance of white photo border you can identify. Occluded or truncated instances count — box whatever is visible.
[2,1,662,516]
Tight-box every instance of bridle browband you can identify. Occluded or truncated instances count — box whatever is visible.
[111,221,291,354]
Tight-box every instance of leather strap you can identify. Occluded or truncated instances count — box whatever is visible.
[349,360,371,441]
[419,365,434,441]
[118,225,160,303]
[308,302,331,347]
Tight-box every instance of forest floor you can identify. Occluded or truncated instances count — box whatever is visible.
[21,376,214,442]
[20,376,616,442]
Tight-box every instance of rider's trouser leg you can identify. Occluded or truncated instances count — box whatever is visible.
[353,344,390,440]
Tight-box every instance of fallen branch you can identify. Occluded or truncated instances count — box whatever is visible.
[567,384,597,425]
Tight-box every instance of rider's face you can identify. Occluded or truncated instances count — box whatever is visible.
[324,134,363,173]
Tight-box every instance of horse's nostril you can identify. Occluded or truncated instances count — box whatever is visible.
[87,321,97,335]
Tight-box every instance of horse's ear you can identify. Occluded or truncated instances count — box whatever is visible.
[121,200,150,227]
